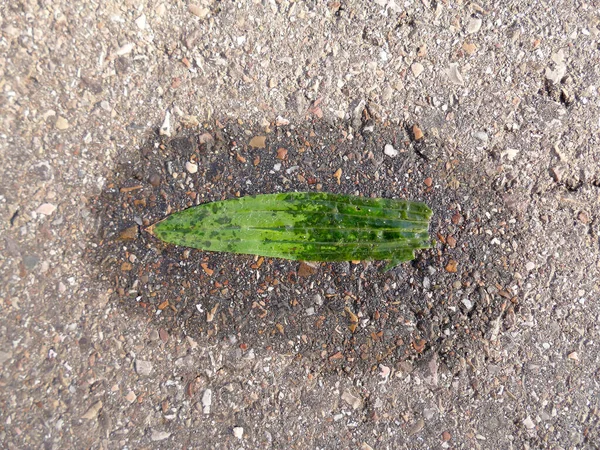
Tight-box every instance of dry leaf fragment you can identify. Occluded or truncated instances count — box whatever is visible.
[333,168,342,184]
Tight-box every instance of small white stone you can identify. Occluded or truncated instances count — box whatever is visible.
[150,430,171,441]
[202,389,212,414]
[36,203,57,216]
[273,163,282,171]
[232,427,244,439]
[135,360,153,376]
[502,148,519,161]
[545,63,566,84]
[447,63,465,85]
[525,261,535,271]
[115,43,134,56]
[189,4,210,18]
[276,115,290,126]
[384,144,399,157]
[185,161,198,174]
[159,110,172,137]
[55,116,69,130]
[135,14,147,30]
[462,298,473,310]
[466,17,482,34]
[155,4,166,16]
[422,277,430,290]
[474,131,488,142]
[341,390,362,410]
[411,62,424,77]
[523,416,535,430]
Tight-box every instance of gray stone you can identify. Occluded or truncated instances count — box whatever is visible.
[135,360,153,376]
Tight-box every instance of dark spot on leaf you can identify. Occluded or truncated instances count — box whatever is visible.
[216,216,232,225]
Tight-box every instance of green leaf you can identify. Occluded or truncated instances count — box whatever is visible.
[149,192,432,269]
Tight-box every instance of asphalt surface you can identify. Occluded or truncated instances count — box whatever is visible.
[1,1,599,448]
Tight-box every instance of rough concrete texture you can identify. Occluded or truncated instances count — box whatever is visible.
[1,1,599,448]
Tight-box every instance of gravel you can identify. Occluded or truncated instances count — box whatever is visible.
[1,0,599,448]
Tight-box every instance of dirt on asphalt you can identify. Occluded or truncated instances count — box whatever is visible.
[1,1,599,448]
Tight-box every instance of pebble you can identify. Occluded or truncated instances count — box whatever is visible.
[119,225,138,241]
[502,148,519,161]
[150,430,171,441]
[0,351,12,365]
[447,63,465,85]
[341,390,362,410]
[442,431,452,441]
[424,177,432,187]
[445,260,458,273]
[232,427,244,439]
[189,4,210,18]
[115,43,134,56]
[202,389,212,414]
[523,416,535,430]
[159,110,172,137]
[135,360,153,376]
[382,85,393,101]
[423,408,436,420]
[550,166,563,183]
[412,125,424,140]
[149,173,161,186]
[132,12,147,29]
[474,131,488,143]
[466,17,482,34]
[23,254,40,270]
[125,391,136,403]
[446,235,457,248]
[55,116,69,130]
[578,211,590,224]
[81,401,103,420]
[546,52,567,84]
[408,419,425,436]
[384,144,398,157]
[525,261,535,271]
[422,277,430,289]
[249,136,266,148]
[276,116,290,126]
[462,42,477,55]
[411,62,424,77]
[462,298,473,311]
[185,161,198,174]
[36,203,57,216]
[276,147,288,160]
